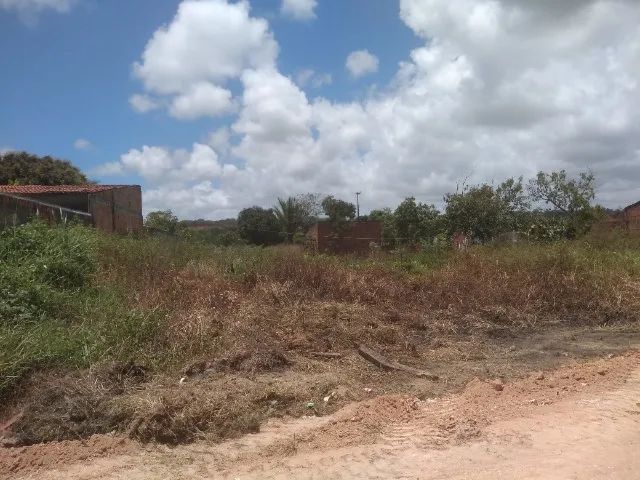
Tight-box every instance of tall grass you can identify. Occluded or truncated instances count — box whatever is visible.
[2,222,640,445]
[0,223,161,397]
[1,222,639,400]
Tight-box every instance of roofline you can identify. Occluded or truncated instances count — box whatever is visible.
[624,200,640,211]
[310,219,382,225]
[0,184,141,194]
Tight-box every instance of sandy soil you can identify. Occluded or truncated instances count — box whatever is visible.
[3,351,640,479]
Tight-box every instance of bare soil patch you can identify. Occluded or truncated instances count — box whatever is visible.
[0,435,133,478]
[3,350,639,479]
[1,326,639,478]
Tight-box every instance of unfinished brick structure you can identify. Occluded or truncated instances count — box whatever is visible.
[0,185,143,234]
[623,201,640,234]
[307,220,382,255]
[602,201,640,234]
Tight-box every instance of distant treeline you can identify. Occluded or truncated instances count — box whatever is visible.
[146,169,609,248]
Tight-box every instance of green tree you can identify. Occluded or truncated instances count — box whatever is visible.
[145,210,179,233]
[444,178,527,242]
[274,197,299,243]
[496,177,529,212]
[144,210,191,238]
[295,193,323,227]
[237,207,281,245]
[273,194,322,243]
[528,170,599,237]
[393,197,441,245]
[321,195,355,232]
[0,151,89,185]
[369,208,398,249]
[214,229,244,246]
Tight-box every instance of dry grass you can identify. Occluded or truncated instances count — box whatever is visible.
[4,234,640,446]
[89,238,640,381]
[137,241,640,361]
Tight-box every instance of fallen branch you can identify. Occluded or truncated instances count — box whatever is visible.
[357,344,439,381]
[311,352,343,359]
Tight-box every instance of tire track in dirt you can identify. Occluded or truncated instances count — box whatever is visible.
[5,352,640,479]
[221,361,640,479]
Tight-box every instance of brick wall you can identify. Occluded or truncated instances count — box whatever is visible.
[308,221,382,254]
[88,190,115,233]
[88,186,143,234]
[112,186,143,233]
[625,204,640,233]
[0,186,142,234]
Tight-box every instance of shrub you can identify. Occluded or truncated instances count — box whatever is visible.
[0,222,98,323]
[0,222,160,397]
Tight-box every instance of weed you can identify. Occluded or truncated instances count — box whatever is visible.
[1,222,639,445]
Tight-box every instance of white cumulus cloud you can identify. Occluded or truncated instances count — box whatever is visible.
[295,69,332,89]
[92,161,123,176]
[207,127,232,156]
[73,138,92,150]
[345,50,379,78]
[129,94,160,114]
[103,143,238,216]
[130,0,277,120]
[144,181,232,218]
[169,83,235,120]
[0,0,75,23]
[133,0,277,94]
[103,0,640,218]
[0,0,74,13]
[119,143,225,184]
[281,0,317,20]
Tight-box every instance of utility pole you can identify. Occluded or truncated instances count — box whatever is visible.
[355,192,361,220]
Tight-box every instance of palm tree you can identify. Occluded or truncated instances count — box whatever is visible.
[273,197,302,243]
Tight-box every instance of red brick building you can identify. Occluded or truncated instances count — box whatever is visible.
[601,201,640,234]
[307,220,382,254]
[623,201,640,233]
[0,184,143,234]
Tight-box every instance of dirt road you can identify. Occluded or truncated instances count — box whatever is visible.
[5,353,640,479]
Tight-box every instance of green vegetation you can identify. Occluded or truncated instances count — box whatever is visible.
[0,168,616,400]
[144,212,243,245]
[321,195,356,228]
[0,222,159,397]
[146,169,606,249]
[0,168,630,446]
[144,209,186,236]
[273,194,321,243]
[393,196,441,245]
[0,151,89,185]
[528,170,600,237]
[444,177,529,242]
[0,220,639,445]
[237,206,282,245]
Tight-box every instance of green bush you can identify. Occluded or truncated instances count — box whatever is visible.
[0,222,160,397]
[0,222,98,323]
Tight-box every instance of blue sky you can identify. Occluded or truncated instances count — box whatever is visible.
[0,0,418,178]
[1,0,639,218]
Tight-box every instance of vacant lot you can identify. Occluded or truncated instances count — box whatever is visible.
[4,352,640,479]
[1,223,639,462]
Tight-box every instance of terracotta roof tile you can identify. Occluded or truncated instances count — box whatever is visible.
[0,185,133,194]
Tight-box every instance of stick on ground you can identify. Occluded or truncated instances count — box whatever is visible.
[358,344,439,381]
[311,352,343,359]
